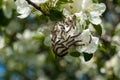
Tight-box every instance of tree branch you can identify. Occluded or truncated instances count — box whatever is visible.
[26,0,47,15]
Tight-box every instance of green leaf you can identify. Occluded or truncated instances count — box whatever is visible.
[45,48,56,63]
[70,51,81,57]
[49,9,64,21]
[98,44,107,53]
[93,24,102,36]
[32,33,45,40]
[109,45,116,56]
[0,0,3,9]
[58,0,73,4]
[35,15,49,24]
[83,53,93,61]
[85,20,90,29]
[0,10,11,26]
[113,0,120,5]
[92,0,98,3]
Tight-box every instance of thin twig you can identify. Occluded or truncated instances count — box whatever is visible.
[26,0,47,15]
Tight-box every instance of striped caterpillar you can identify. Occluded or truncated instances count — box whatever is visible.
[51,15,91,57]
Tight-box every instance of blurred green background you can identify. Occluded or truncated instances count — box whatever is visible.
[0,0,120,80]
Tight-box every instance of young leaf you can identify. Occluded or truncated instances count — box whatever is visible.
[83,53,93,61]
[49,9,64,21]
[70,51,81,57]
[93,24,102,36]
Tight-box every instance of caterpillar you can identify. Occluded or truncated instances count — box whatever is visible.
[51,15,86,57]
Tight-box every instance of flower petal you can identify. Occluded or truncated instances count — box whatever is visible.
[75,12,87,27]
[90,3,106,16]
[78,29,91,44]
[15,0,31,18]
[87,3,106,25]
[77,36,99,54]
[89,15,102,25]
[82,0,92,10]
[17,7,31,18]
[62,0,83,14]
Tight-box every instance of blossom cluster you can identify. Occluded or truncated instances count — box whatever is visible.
[15,0,106,57]
[51,15,99,57]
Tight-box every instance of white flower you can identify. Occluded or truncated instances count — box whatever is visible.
[81,1,106,25]
[15,0,48,18]
[63,0,106,25]
[87,3,106,25]
[15,0,31,18]
[62,0,92,14]
[76,29,99,53]
[62,0,83,14]
[76,3,105,25]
